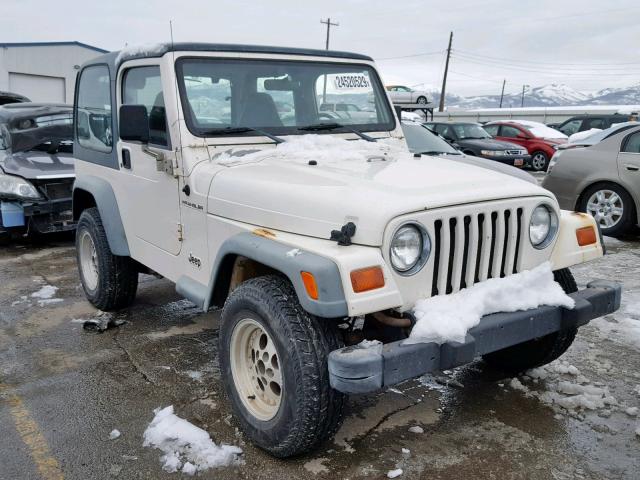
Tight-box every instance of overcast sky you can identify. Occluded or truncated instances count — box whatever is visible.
[4,0,640,96]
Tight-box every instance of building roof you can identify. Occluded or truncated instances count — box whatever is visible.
[0,41,108,54]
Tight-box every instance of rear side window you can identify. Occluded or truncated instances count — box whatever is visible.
[622,131,640,153]
[123,66,169,147]
[76,65,112,153]
[500,125,521,138]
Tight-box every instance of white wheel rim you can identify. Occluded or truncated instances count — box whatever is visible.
[532,153,546,170]
[79,230,99,291]
[230,318,283,421]
[587,189,624,229]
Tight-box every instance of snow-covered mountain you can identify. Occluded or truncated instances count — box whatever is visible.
[429,83,640,109]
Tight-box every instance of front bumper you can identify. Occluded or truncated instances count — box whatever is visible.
[328,280,621,394]
[0,198,75,235]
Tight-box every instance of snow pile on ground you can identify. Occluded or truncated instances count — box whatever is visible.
[387,468,403,478]
[215,134,409,169]
[143,406,242,475]
[408,262,574,344]
[507,361,622,414]
[109,429,121,440]
[31,285,63,306]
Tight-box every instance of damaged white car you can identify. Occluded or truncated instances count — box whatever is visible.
[71,43,620,457]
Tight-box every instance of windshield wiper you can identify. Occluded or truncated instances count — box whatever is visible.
[200,126,285,144]
[416,150,460,156]
[298,122,376,142]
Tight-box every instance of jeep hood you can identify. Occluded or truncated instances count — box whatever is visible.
[207,137,552,246]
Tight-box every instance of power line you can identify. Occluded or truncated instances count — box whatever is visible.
[375,50,443,61]
[453,48,640,67]
[451,54,640,77]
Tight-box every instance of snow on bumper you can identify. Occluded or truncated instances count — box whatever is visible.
[328,280,621,394]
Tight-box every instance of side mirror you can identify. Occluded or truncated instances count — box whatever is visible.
[119,105,149,143]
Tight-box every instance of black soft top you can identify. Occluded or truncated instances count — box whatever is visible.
[84,42,373,69]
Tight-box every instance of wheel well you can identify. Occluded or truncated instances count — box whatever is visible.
[211,255,279,308]
[73,188,96,220]
[576,181,638,218]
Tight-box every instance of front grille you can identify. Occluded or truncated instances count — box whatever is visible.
[506,149,525,155]
[430,207,524,296]
[38,179,74,201]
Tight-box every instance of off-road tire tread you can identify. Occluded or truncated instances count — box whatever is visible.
[482,268,578,373]
[76,207,138,311]
[220,275,344,457]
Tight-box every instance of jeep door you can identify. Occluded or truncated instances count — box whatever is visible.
[117,63,182,255]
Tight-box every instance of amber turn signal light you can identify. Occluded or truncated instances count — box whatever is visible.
[301,271,319,300]
[576,226,597,246]
[350,266,385,293]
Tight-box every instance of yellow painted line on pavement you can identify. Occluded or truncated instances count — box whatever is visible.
[0,383,64,480]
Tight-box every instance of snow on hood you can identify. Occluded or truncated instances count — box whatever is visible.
[208,135,552,246]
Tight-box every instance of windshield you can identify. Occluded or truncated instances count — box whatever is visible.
[452,124,491,140]
[176,58,394,137]
[401,124,459,154]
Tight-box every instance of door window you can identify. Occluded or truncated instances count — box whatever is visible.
[122,66,169,147]
[622,132,640,153]
[483,124,499,136]
[500,125,522,138]
[584,118,605,130]
[76,65,112,153]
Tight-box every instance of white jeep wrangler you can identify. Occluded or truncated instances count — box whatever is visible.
[72,43,620,457]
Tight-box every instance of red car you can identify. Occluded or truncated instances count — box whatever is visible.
[484,120,567,171]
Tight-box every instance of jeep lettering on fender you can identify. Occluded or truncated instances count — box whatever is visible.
[72,43,621,457]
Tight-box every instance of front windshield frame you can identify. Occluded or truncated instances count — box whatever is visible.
[453,123,491,140]
[175,56,395,138]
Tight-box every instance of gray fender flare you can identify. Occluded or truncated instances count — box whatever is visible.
[202,232,348,318]
[73,176,130,256]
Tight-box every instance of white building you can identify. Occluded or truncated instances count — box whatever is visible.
[0,41,108,104]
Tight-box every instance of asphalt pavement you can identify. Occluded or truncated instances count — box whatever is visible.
[1,232,639,479]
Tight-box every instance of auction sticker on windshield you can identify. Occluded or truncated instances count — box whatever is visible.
[333,74,370,90]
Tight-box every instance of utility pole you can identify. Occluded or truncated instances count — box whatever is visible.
[521,84,529,108]
[438,31,453,112]
[320,18,339,104]
[499,79,506,108]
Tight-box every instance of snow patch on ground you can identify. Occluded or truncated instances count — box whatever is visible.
[143,406,242,475]
[109,429,121,440]
[408,262,574,344]
[387,468,403,478]
[507,361,626,414]
[31,285,63,307]
[408,425,424,434]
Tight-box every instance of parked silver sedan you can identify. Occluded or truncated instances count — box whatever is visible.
[542,122,640,236]
[386,85,430,105]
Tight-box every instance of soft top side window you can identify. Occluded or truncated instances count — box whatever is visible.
[122,66,169,147]
[622,131,640,153]
[76,65,112,153]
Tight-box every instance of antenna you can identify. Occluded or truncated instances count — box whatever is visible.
[169,20,183,171]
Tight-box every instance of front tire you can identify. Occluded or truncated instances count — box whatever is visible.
[530,151,549,171]
[482,268,578,373]
[76,207,138,311]
[416,96,428,105]
[219,275,345,457]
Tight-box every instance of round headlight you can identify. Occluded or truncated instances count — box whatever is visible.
[390,224,429,274]
[529,204,558,248]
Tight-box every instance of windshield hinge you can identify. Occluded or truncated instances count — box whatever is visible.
[143,146,176,176]
[177,223,184,242]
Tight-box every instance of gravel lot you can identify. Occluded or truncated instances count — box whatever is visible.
[1,231,639,479]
